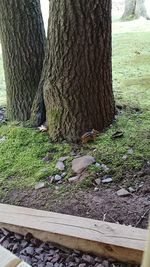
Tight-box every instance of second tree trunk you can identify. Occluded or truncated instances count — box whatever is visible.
[43,0,115,142]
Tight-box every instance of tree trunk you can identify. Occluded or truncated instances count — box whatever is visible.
[135,0,150,19]
[122,0,150,20]
[0,0,45,121]
[122,0,136,20]
[43,0,115,142]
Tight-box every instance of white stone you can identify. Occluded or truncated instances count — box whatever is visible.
[95,163,101,168]
[101,164,109,172]
[102,177,113,184]
[72,155,96,173]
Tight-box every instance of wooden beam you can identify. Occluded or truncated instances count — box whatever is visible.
[0,245,31,267]
[141,220,150,267]
[0,204,147,264]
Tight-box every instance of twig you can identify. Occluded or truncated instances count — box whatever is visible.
[135,208,150,227]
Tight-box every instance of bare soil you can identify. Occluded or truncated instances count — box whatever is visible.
[1,167,150,230]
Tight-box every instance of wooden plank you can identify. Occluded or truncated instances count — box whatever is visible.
[0,204,147,264]
[141,220,150,267]
[0,245,31,267]
[0,245,21,267]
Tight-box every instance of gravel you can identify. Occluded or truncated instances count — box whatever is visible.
[0,228,139,267]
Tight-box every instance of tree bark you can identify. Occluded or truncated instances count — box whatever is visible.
[0,0,45,121]
[122,0,150,20]
[43,0,115,142]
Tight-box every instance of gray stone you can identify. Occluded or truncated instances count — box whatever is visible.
[54,175,62,182]
[68,176,80,183]
[56,161,65,171]
[128,186,135,193]
[95,178,101,185]
[59,156,69,162]
[35,182,45,190]
[79,264,86,267]
[72,155,95,173]
[117,188,130,197]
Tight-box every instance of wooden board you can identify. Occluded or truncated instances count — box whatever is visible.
[0,245,31,267]
[0,204,147,264]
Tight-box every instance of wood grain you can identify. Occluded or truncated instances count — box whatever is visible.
[0,204,147,264]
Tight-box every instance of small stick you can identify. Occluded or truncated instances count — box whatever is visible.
[135,208,150,228]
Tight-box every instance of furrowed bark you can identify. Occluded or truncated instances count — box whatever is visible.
[43,0,115,142]
[0,0,45,121]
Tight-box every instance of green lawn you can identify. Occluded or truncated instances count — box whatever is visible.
[0,30,150,194]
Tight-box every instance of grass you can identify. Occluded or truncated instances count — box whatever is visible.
[0,30,150,195]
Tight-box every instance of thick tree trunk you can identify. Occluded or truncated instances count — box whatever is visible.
[43,0,115,142]
[0,0,45,121]
[122,0,136,20]
[122,0,150,20]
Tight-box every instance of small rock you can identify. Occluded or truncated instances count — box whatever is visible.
[82,254,94,264]
[79,264,86,267]
[56,161,65,171]
[128,186,135,193]
[54,175,62,182]
[35,182,45,190]
[117,188,130,197]
[127,148,134,155]
[59,156,69,162]
[102,177,113,184]
[95,163,101,168]
[101,164,109,172]
[72,155,96,173]
[94,187,99,192]
[68,176,80,183]
[122,154,128,160]
[102,260,109,267]
[25,246,34,255]
[61,172,66,178]
[95,178,101,185]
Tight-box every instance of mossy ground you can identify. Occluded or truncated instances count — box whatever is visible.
[0,30,150,197]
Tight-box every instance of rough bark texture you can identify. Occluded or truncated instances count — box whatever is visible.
[122,0,150,20]
[0,0,45,121]
[43,0,115,142]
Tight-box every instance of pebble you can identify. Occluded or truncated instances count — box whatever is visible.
[95,163,101,168]
[35,182,45,190]
[0,136,6,143]
[54,175,62,182]
[68,176,80,183]
[102,177,113,184]
[101,164,109,172]
[72,155,96,173]
[128,187,135,193]
[117,188,130,197]
[95,178,101,185]
[56,161,65,171]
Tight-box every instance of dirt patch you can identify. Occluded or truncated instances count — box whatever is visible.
[1,170,150,229]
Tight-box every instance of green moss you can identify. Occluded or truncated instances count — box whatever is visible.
[0,125,71,189]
